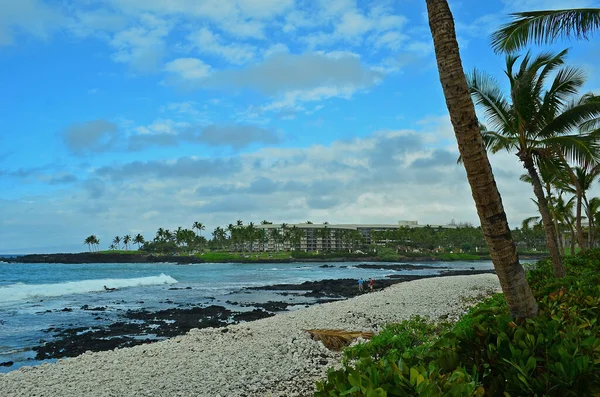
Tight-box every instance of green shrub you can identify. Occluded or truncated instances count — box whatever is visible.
[315,249,600,396]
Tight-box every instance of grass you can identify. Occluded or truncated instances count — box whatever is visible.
[196,251,293,261]
[95,250,141,255]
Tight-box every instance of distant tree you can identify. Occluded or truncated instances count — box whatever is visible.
[193,222,205,237]
[92,236,100,252]
[112,236,121,250]
[84,235,94,252]
[123,235,131,251]
[134,234,145,250]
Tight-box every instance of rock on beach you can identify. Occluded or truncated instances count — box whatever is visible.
[0,274,500,397]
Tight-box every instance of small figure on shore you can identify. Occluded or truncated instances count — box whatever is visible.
[358,278,364,292]
[368,278,374,292]
[103,285,117,291]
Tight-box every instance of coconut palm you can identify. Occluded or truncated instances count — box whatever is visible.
[554,194,577,255]
[134,233,145,250]
[123,234,131,251]
[554,162,600,250]
[587,197,600,247]
[246,222,257,253]
[192,222,205,237]
[426,0,538,318]
[467,49,600,277]
[492,8,600,53]
[112,236,121,250]
[92,236,100,252]
[84,235,94,252]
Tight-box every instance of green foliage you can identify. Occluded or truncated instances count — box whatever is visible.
[291,251,371,260]
[316,249,600,396]
[376,248,399,261]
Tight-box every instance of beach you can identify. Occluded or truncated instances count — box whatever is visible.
[0,274,500,397]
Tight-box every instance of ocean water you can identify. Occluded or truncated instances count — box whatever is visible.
[0,260,496,373]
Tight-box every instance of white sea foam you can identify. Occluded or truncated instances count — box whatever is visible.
[0,274,177,305]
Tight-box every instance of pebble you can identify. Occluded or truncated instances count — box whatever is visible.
[0,274,500,397]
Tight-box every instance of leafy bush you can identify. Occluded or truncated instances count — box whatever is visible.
[315,250,600,396]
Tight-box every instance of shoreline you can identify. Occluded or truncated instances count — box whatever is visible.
[0,274,502,397]
[5,268,497,368]
[0,252,546,265]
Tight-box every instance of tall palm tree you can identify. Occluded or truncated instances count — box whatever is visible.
[554,194,577,255]
[134,233,145,250]
[123,235,131,251]
[467,49,600,277]
[587,197,600,247]
[555,162,600,250]
[192,222,205,237]
[426,0,538,318]
[92,236,100,252]
[492,8,600,53]
[84,235,93,252]
[113,236,121,250]
[246,222,257,253]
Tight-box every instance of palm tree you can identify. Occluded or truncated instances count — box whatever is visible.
[109,243,116,251]
[134,233,145,250]
[270,228,282,252]
[492,8,600,53]
[92,236,100,252]
[192,222,205,237]
[587,197,600,247]
[467,49,600,277]
[555,162,600,250]
[155,228,165,242]
[123,235,131,251]
[113,236,121,250]
[245,222,257,253]
[426,0,538,318]
[84,235,94,252]
[554,194,577,255]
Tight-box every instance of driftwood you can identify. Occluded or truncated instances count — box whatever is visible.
[304,329,374,351]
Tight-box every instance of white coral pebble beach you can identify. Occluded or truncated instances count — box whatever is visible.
[0,274,500,397]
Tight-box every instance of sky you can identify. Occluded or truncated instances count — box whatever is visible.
[1,0,599,253]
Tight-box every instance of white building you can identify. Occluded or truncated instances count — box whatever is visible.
[255,221,456,252]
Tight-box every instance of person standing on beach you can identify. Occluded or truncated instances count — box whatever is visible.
[358,278,364,292]
[368,278,374,292]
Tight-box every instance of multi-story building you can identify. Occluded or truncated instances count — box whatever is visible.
[255,221,456,252]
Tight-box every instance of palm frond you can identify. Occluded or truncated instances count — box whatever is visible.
[467,69,514,133]
[541,101,600,137]
[541,134,600,165]
[522,216,541,230]
[491,8,600,53]
[540,66,587,118]
[305,329,374,351]
[520,173,532,184]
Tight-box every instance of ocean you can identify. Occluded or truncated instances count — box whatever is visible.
[0,259,496,373]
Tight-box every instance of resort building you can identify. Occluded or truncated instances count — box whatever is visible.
[255,221,457,252]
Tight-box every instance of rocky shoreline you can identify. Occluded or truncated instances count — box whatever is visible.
[0,252,545,265]
[0,274,502,397]
[20,268,496,366]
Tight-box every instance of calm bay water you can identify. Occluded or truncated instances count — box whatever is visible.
[0,259,496,372]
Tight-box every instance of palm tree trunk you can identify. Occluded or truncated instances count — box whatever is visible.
[584,195,594,248]
[521,154,565,277]
[426,0,538,318]
[575,190,586,250]
[546,190,565,256]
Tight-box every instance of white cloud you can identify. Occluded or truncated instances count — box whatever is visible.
[187,27,256,64]
[0,0,65,45]
[164,57,211,80]
[109,14,169,72]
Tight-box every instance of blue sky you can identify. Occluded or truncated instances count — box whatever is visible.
[1,0,599,253]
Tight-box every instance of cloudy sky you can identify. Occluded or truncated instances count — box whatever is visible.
[1,0,599,253]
